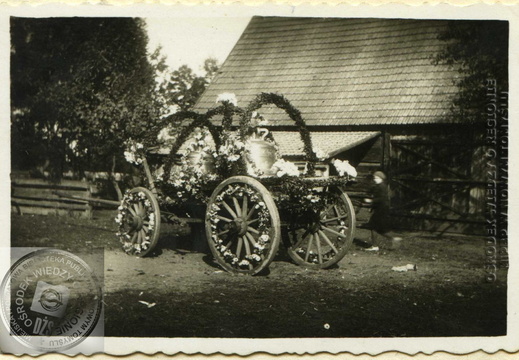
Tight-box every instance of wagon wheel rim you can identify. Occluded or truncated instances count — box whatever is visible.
[286,186,356,269]
[116,187,161,257]
[206,176,281,275]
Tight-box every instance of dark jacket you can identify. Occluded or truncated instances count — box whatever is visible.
[367,181,391,233]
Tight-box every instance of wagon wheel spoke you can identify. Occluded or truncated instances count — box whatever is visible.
[318,230,339,254]
[243,236,251,256]
[245,207,256,221]
[242,196,248,219]
[247,218,259,226]
[315,232,323,264]
[333,205,340,216]
[292,228,311,250]
[305,234,314,262]
[139,229,147,244]
[242,237,253,270]
[236,237,243,258]
[247,226,259,235]
[128,207,137,217]
[223,237,234,249]
[232,197,242,217]
[321,204,335,219]
[321,214,349,223]
[216,215,233,222]
[245,232,258,247]
[222,201,238,219]
[322,225,346,239]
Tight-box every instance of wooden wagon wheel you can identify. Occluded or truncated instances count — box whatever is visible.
[206,176,281,275]
[116,187,161,257]
[286,186,355,268]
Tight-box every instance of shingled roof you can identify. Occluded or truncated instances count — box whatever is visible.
[195,17,461,127]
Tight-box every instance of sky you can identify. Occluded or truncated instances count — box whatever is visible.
[145,17,251,76]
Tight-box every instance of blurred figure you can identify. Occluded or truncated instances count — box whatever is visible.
[363,171,401,251]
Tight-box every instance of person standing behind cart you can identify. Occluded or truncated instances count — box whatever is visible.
[363,171,401,251]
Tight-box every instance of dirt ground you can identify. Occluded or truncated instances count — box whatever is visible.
[11,211,507,338]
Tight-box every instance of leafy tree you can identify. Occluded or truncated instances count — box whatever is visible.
[11,17,168,180]
[154,57,220,145]
[435,20,509,123]
[165,57,220,112]
[203,57,219,82]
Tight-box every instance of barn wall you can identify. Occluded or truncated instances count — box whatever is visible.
[386,124,486,235]
[329,124,487,236]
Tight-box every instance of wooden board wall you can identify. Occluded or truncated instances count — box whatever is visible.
[333,130,486,236]
[11,178,93,218]
[389,133,486,235]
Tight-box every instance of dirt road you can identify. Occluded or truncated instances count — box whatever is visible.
[11,213,507,338]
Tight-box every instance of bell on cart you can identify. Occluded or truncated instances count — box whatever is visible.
[186,149,216,174]
[246,128,278,176]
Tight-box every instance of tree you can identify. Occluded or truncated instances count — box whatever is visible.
[435,20,509,123]
[11,17,168,180]
[165,57,220,112]
[153,57,220,145]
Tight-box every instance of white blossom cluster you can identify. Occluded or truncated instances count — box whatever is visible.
[218,136,245,162]
[250,111,269,127]
[332,159,357,178]
[314,147,328,161]
[216,92,238,106]
[272,159,300,177]
[124,140,145,165]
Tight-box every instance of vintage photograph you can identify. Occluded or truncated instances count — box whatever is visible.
[3,3,513,356]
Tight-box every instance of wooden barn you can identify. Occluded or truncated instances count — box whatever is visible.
[193,17,490,235]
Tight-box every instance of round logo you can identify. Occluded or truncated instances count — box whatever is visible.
[0,249,103,352]
[39,288,63,312]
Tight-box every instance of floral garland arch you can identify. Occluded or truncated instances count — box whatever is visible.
[162,92,319,181]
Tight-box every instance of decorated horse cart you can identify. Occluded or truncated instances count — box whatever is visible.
[115,93,358,275]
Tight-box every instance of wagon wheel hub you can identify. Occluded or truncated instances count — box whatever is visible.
[131,214,144,231]
[230,217,248,236]
[310,222,322,234]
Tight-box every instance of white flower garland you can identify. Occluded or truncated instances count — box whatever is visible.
[207,184,272,270]
[116,191,156,255]
[155,129,218,205]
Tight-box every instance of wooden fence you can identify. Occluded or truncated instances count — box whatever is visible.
[11,178,94,218]
[389,135,487,235]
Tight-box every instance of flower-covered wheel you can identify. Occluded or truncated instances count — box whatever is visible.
[286,186,355,268]
[206,176,281,275]
[116,187,161,257]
